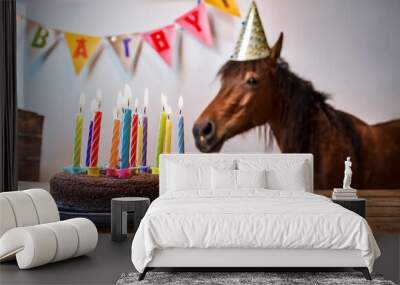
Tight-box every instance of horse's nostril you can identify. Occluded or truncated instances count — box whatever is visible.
[193,120,216,142]
[202,121,214,137]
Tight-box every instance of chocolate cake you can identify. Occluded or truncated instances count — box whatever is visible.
[50,172,159,213]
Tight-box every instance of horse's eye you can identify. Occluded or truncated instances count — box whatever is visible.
[246,77,259,86]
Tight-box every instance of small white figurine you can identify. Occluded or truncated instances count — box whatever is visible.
[342,157,353,189]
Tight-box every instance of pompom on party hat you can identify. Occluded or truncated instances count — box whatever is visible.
[231,1,271,61]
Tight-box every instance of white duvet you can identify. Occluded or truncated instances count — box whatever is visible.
[131,190,380,273]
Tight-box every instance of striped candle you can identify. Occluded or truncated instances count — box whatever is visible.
[121,84,132,169]
[163,106,172,154]
[116,91,124,166]
[85,120,93,167]
[90,111,102,167]
[109,108,121,169]
[72,113,83,167]
[141,88,149,166]
[130,99,139,167]
[177,96,184,154]
[155,93,167,166]
[90,90,103,168]
[136,119,143,166]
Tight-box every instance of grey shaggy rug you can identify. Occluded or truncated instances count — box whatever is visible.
[116,272,396,285]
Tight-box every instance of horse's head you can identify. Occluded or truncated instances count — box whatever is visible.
[193,33,284,152]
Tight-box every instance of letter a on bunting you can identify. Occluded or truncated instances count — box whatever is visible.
[175,0,213,47]
[64,33,102,74]
[205,0,241,17]
[142,25,175,66]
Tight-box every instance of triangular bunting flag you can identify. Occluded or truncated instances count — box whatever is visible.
[27,20,61,61]
[108,34,143,73]
[175,1,213,47]
[142,25,175,66]
[205,0,241,17]
[64,33,102,74]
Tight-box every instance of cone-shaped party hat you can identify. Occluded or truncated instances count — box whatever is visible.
[231,1,270,61]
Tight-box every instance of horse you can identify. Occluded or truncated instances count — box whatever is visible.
[193,33,400,190]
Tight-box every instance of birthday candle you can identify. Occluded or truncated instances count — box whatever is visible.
[90,89,103,168]
[116,91,124,163]
[109,107,121,169]
[121,84,132,169]
[177,96,185,154]
[141,88,149,166]
[130,98,139,167]
[72,93,85,168]
[164,105,172,154]
[155,93,167,166]
[136,119,143,167]
[86,120,93,167]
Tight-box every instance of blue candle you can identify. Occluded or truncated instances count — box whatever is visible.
[177,96,185,153]
[85,120,93,167]
[120,85,132,169]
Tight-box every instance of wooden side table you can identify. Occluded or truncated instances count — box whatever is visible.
[111,197,150,242]
[332,198,366,218]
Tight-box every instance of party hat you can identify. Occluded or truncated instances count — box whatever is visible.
[231,1,270,61]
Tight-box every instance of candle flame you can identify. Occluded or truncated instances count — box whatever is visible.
[124,84,132,109]
[161,92,167,111]
[134,98,139,112]
[124,84,132,99]
[96,88,102,110]
[79,92,85,113]
[90,99,97,113]
[144,88,149,114]
[166,105,172,116]
[178,96,183,114]
[117,91,123,110]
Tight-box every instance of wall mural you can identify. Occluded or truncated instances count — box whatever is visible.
[193,3,400,189]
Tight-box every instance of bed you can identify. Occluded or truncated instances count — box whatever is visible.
[131,154,380,280]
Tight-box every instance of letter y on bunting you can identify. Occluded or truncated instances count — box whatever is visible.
[142,25,175,66]
[175,0,213,47]
[64,33,102,74]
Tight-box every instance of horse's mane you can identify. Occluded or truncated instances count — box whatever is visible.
[218,58,362,161]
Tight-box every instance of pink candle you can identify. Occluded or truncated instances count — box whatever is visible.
[130,99,139,167]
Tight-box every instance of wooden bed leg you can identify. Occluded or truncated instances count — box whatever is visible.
[138,268,147,281]
[354,267,371,280]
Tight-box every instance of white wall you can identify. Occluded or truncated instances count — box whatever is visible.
[17,0,400,182]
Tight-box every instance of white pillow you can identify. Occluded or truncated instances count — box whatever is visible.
[167,162,210,191]
[211,168,236,190]
[166,160,236,192]
[236,169,267,189]
[237,159,309,191]
[266,164,307,191]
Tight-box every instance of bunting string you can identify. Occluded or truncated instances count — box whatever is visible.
[19,0,240,75]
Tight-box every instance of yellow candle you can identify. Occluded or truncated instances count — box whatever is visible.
[164,106,172,154]
[155,93,167,166]
[72,113,83,167]
[136,120,143,166]
[72,93,85,168]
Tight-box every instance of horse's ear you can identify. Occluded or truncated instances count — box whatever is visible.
[270,32,284,62]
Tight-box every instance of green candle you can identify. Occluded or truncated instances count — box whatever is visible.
[155,93,167,166]
[72,93,85,168]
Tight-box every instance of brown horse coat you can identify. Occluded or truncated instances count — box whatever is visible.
[193,34,400,189]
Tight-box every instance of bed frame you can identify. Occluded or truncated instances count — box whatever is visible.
[139,154,371,281]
